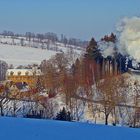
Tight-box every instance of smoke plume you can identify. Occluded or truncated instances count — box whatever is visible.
[117,16,140,61]
[98,41,115,58]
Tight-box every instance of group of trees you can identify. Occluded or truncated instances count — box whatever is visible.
[39,34,140,127]
[0,30,88,47]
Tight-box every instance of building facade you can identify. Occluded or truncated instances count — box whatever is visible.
[6,68,42,87]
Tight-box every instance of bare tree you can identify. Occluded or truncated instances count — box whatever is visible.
[96,75,125,125]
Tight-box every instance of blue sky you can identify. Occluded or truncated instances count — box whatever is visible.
[0,0,140,40]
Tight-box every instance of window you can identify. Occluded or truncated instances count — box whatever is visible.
[10,71,14,76]
[33,71,36,76]
[25,71,29,76]
[18,71,21,76]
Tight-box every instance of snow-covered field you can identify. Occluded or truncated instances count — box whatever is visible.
[0,36,82,66]
[0,44,56,66]
[0,117,140,140]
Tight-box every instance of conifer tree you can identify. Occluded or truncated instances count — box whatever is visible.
[56,107,72,121]
[86,38,101,61]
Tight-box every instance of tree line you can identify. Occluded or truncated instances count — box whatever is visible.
[0,30,88,47]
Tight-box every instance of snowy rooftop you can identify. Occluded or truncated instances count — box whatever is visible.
[0,117,140,140]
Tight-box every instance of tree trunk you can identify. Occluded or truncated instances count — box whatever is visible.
[105,114,109,125]
[0,101,3,116]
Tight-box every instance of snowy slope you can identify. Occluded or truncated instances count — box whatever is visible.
[0,117,140,140]
[0,44,81,66]
[0,44,56,66]
[0,36,82,66]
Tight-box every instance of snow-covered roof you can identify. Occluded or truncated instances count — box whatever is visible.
[6,69,41,76]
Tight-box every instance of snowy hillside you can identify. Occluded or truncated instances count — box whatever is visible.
[0,44,57,66]
[0,36,82,66]
[0,117,140,140]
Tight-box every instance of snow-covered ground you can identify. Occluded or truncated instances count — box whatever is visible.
[0,117,140,140]
[0,36,82,66]
[0,44,56,66]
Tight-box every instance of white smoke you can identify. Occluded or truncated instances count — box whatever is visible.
[98,41,115,58]
[117,16,140,61]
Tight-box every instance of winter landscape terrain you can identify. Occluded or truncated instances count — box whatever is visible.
[1,17,140,128]
[1,117,140,140]
[1,0,140,140]
[0,35,82,66]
